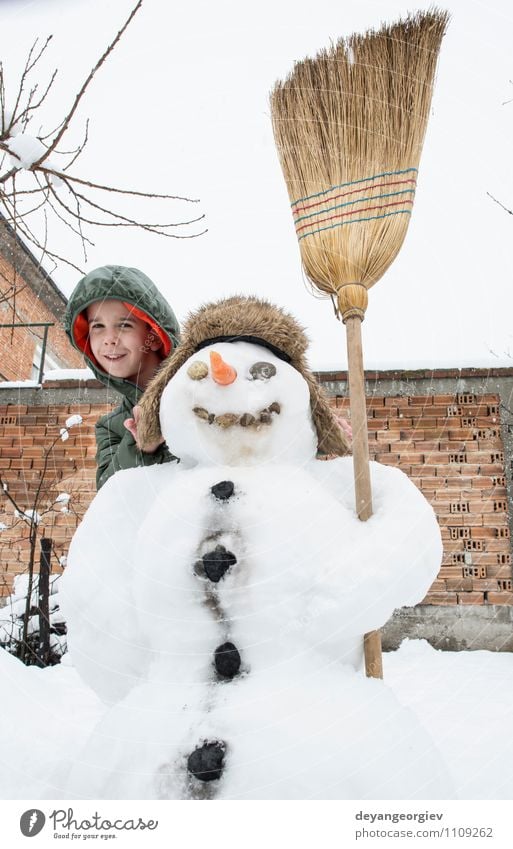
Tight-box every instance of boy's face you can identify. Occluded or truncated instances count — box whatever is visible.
[86,299,162,387]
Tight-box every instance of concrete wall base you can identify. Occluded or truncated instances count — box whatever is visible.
[382,605,513,652]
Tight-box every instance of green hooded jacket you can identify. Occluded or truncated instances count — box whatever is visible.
[64,265,180,489]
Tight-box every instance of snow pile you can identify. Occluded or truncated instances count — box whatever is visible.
[60,414,83,441]
[0,379,40,388]
[4,132,63,187]
[14,507,41,525]
[385,640,513,800]
[0,573,67,664]
[43,368,95,381]
[65,414,83,428]
[5,133,47,168]
[0,647,102,799]
[55,493,71,504]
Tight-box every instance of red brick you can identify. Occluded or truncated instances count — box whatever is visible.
[487,592,513,605]
[439,441,468,452]
[0,448,22,458]
[408,396,434,406]
[375,430,402,442]
[433,394,457,404]
[446,578,474,591]
[463,514,484,526]
[471,477,498,489]
[448,429,477,440]
[409,465,428,477]
[470,527,503,539]
[423,592,458,605]
[473,579,505,592]
[428,579,447,592]
[418,441,441,452]
[423,454,451,466]
[440,566,470,577]
[458,592,485,605]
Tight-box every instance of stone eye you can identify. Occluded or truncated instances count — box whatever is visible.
[249,361,276,380]
[187,361,209,380]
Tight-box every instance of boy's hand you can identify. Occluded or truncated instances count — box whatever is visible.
[334,414,352,440]
[124,405,165,453]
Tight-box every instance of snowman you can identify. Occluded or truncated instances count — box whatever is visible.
[61,296,454,799]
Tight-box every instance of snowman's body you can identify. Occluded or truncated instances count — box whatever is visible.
[62,342,454,799]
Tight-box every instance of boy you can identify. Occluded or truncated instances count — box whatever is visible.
[64,265,180,489]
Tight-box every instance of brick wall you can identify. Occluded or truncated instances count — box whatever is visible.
[0,223,83,379]
[0,373,512,613]
[0,393,104,594]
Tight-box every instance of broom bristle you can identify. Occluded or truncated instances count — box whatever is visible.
[271,9,449,302]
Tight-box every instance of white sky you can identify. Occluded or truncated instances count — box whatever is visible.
[1,0,512,370]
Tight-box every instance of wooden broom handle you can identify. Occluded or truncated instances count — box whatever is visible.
[346,316,372,521]
[345,315,383,679]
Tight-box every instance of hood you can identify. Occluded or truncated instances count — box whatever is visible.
[64,265,180,403]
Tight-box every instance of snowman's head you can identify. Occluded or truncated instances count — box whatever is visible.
[137,296,350,464]
[159,340,316,466]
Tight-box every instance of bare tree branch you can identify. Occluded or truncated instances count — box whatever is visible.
[5,37,54,137]
[49,176,206,232]
[34,2,143,165]
[487,192,513,216]
[0,0,206,307]
[41,167,201,202]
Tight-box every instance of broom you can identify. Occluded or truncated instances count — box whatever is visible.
[270,9,449,678]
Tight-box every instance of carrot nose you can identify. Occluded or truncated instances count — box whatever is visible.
[210,351,237,386]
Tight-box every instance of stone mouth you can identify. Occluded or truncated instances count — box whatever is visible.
[192,402,281,429]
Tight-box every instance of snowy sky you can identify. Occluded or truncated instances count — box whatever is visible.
[1,0,512,370]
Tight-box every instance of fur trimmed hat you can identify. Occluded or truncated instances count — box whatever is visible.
[137,295,351,457]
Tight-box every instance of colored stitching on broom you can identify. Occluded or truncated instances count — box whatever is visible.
[297,208,411,241]
[290,168,418,206]
[292,178,417,215]
[293,188,415,225]
[295,198,414,235]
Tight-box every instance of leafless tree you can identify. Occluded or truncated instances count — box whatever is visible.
[0,415,84,665]
[0,0,206,315]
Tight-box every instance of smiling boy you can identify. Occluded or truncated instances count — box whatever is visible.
[86,299,163,388]
[65,265,180,489]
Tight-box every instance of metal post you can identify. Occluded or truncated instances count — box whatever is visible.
[37,537,52,667]
[38,325,49,385]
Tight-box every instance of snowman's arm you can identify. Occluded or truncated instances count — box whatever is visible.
[307,457,442,635]
[61,464,180,702]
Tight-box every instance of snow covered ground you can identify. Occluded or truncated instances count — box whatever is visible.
[1,638,512,800]
[385,640,513,800]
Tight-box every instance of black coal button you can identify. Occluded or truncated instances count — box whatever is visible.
[214,642,241,679]
[202,545,237,582]
[187,741,225,782]
[211,480,235,501]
